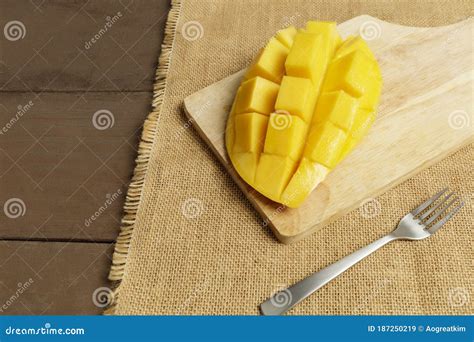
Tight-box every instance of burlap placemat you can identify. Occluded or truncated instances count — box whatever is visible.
[106,0,473,315]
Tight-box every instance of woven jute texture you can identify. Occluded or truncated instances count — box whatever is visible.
[107,0,473,315]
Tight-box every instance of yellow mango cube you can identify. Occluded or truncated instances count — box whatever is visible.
[281,159,330,208]
[304,122,347,168]
[245,37,289,84]
[313,90,359,131]
[335,35,375,61]
[285,32,328,91]
[275,26,298,49]
[359,78,382,110]
[305,21,342,54]
[264,113,308,161]
[232,152,259,184]
[254,154,297,201]
[275,76,317,123]
[234,77,280,115]
[233,113,268,153]
[339,108,376,161]
[324,50,379,98]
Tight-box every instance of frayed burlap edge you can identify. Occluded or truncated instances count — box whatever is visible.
[104,0,182,315]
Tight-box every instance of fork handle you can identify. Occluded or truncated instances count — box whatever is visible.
[260,234,396,315]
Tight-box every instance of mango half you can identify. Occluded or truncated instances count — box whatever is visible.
[225,21,382,208]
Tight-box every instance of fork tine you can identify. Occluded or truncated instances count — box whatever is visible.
[411,187,448,216]
[427,201,464,235]
[418,192,454,221]
[423,196,458,226]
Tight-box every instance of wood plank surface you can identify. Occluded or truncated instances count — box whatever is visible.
[0,92,154,240]
[0,0,171,314]
[0,241,113,315]
[0,0,169,91]
[184,15,474,243]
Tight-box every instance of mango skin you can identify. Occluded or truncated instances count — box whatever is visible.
[225,21,382,208]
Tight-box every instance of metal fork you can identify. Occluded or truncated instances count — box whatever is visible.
[260,188,465,315]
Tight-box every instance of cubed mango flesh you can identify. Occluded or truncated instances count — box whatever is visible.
[254,154,297,201]
[233,112,268,153]
[226,21,382,207]
[281,159,330,208]
[312,90,359,131]
[232,152,259,185]
[285,32,328,92]
[305,21,342,54]
[245,37,289,84]
[264,113,308,161]
[275,76,317,123]
[234,77,280,115]
[275,26,298,49]
[304,122,347,168]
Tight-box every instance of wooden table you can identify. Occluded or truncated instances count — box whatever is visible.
[0,0,170,314]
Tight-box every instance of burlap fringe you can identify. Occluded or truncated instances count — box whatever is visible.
[104,0,182,315]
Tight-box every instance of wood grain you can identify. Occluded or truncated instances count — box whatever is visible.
[0,92,154,241]
[0,0,170,314]
[184,15,474,244]
[0,241,113,315]
[0,0,169,91]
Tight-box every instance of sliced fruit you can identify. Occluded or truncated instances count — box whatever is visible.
[339,108,376,161]
[334,35,375,61]
[244,37,289,84]
[285,31,328,92]
[324,50,379,98]
[281,159,330,208]
[312,90,359,131]
[232,152,259,185]
[226,21,382,207]
[275,26,298,49]
[304,122,347,168]
[264,113,308,161]
[233,112,268,153]
[305,21,342,54]
[234,77,280,115]
[254,154,297,201]
[275,76,317,123]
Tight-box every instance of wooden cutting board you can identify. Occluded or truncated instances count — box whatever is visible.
[184,15,473,244]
